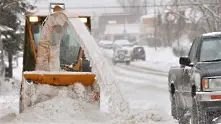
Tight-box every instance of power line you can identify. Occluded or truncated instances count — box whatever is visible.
[37,2,221,9]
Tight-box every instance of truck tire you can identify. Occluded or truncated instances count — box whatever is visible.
[112,60,117,65]
[126,61,130,65]
[191,97,211,124]
[171,94,178,119]
[172,94,188,124]
[142,56,146,61]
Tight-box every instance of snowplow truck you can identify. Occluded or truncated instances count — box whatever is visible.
[19,3,100,113]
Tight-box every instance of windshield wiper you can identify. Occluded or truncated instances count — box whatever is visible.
[202,59,221,62]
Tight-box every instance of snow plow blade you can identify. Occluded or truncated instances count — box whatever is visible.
[23,71,96,86]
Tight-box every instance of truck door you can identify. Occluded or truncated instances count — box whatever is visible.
[181,38,200,108]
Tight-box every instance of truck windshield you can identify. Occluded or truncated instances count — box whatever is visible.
[33,19,81,67]
[200,37,221,62]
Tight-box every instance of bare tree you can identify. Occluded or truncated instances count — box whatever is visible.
[117,0,147,15]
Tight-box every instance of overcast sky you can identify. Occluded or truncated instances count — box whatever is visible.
[26,0,171,15]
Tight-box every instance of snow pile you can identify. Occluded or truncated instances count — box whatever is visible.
[0,79,13,94]
[0,92,19,122]
[3,83,177,124]
[128,46,179,72]
[112,106,178,124]
[8,83,109,124]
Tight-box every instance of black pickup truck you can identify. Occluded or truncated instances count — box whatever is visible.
[168,32,221,124]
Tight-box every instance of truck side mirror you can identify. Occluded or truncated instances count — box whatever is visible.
[179,57,192,66]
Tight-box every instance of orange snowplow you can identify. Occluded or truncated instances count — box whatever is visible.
[19,3,100,113]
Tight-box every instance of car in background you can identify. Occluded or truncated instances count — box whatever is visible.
[98,40,113,49]
[131,46,146,61]
[112,46,132,65]
[112,40,134,65]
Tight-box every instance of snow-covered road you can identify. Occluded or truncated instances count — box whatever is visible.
[114,66,170,111]
[102,48,172,115]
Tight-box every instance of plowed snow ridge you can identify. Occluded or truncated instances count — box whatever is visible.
[4,83,177,124]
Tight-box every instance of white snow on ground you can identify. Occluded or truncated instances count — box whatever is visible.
[0,57,23,122]
[131,46,179,72]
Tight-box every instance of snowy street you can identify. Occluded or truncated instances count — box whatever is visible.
[102,47,174,113]
[0,46,179,124]
[3,0,221,123]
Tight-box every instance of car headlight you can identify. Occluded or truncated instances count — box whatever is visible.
[202,78,221,91]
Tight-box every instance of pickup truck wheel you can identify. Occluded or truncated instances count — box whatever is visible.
[125,61,130,65]
[171,94,178,119]
[191,97,211,124]
[112,60,117,65]
[172,94,188,124]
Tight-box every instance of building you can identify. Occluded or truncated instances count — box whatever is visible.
[104,23,140,41]
[98,13,139,33]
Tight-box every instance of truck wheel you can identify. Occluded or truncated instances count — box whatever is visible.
[191,97,211,124]
[171,94,178,119]
[112,60,117,65]
[142,56,146,61]
[172,94,189,124]
[125,61,130,65]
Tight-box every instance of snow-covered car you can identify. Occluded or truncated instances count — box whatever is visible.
[112,46,132,65]
[131,46,146,61]
[98,40,113,49]
[168,32,221,124]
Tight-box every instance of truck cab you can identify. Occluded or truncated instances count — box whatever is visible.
[168,32,221,124]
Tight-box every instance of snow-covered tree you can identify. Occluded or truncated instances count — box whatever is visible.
[0,0,33,77]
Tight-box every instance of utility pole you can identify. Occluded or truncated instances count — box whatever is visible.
[176,0,181,56]
[154,0,157,50]
[144,0,147,14]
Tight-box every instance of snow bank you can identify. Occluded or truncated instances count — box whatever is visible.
[9,83,111,124]
[131,46,179,72]
[4,83,177,124]
[111,105,178,124]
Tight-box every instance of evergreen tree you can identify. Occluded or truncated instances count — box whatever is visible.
[0,0,33,78]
